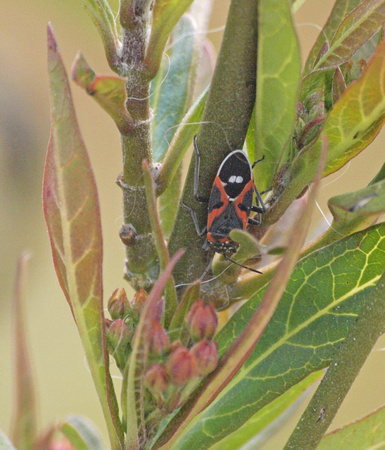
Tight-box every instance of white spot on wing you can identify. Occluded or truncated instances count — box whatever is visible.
[228,175,243,184]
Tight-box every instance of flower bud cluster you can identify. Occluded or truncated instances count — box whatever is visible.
[105,288,219,412]
[143,299,219,411]
[105,288,147,371]
[295,90,325,151]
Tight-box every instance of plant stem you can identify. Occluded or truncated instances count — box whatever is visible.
[118,3,158,289]
[168,0,259,287]
[284,268,385,450]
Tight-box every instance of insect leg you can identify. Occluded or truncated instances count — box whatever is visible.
[179,201,207,237]
[223,254,262,274]
[248,216,261,226]
[251,154,265,169]
[252,185,266,214]
[193,135,209,203]
[249,185,267,225]
[199,252,215,280]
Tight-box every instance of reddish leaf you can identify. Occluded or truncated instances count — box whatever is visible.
[10,253,37,449]
[43,24,123,448]
[316,0,385,71]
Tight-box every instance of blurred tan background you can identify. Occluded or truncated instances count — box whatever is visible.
[1,0,385,447]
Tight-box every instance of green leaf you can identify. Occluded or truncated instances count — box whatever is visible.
[315,0,385,71]
[144,0,194,80]
[290,0,309,14]
[303,0,364,75]
[168,223,385,448]
[43,25,123,449]
[156,86,208,196]
[253,0,301,192]
[9,254,37,449]
[209,371,323,450]
[158,166,182,239]
[142,161,177,327]
[61,416,105,450]
[151,15,196,162]
[83,0,116,35]
[301,177,385,259]
[351,27,383,63]
[279,38,385,218]
[71,52,132,133]
[150,15,198,238]
[370,161,385,185]
[318,37,385,177]
[0,431,16,450]
[319,405,385,449]
[82,0,121,73]
[329,178,385,219]
[285,265,385,448]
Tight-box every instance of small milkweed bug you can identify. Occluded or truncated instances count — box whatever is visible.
[181,136,266,274]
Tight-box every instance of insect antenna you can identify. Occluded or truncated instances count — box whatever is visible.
[222,254,262,274]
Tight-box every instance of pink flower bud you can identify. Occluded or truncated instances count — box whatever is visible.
[190,339,218,376]
[131,288,148,319]
[166,347,198,386]
[107,319,131,348]
[108,288,130,320]
[149,320,170,355]
[107,319,132,371]
[186,300,218,341]
[144,364,168,395]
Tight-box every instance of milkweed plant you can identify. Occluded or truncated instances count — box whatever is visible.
[5,0,385,449]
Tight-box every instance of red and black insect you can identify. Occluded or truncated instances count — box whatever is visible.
[182,136,266,274]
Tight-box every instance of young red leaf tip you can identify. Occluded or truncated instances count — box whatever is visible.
[47,23,58,52]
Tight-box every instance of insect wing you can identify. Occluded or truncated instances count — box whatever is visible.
[216,150,255,230]
[206,150,255,242]
[207,176,228,230]
[234,180,254,228]
[217,150,252,200]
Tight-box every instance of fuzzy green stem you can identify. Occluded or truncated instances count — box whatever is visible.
[284,268,385,450]
[168,0,259,287]
[118,4,158,289]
